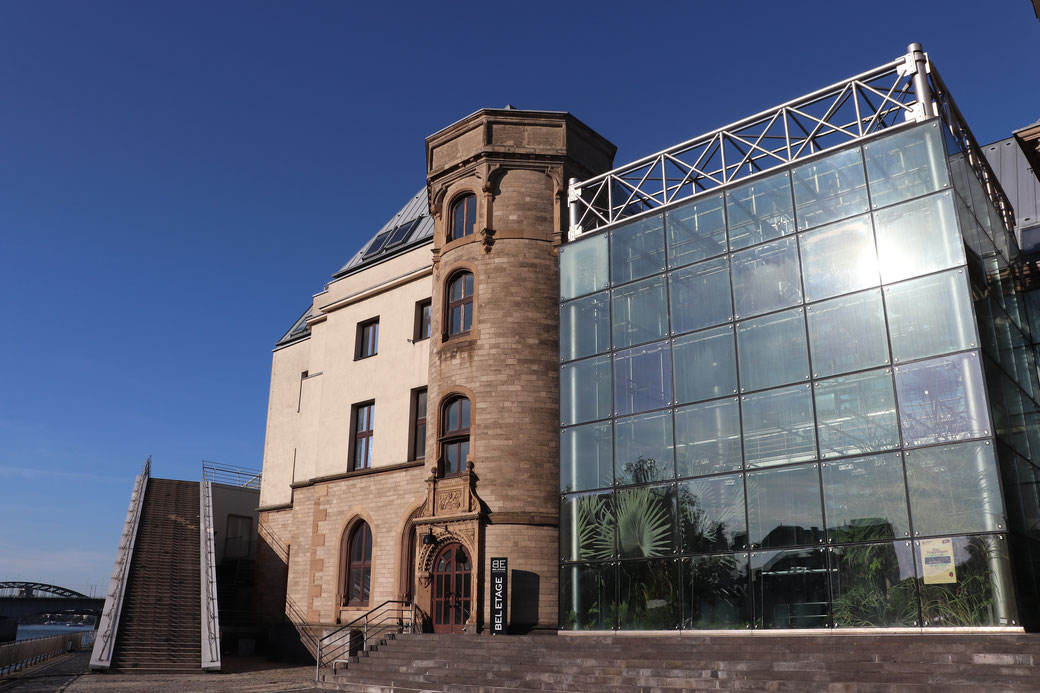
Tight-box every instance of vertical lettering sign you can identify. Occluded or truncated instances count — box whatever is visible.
[490,557,508,634]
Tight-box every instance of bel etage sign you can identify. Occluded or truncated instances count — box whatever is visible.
[490,557,508,635]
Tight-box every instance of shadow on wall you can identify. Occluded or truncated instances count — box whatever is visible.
[509,570,539,634]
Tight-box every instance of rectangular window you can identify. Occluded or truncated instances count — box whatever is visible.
[410,388,427,461]
[352,402,374,470]
[355,318,379,359]
[414,300,432,341]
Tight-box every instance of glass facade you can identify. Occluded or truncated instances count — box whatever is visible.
[559,119,1034,631]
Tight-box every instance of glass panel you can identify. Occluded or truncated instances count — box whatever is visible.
[560,291,611,362]
[613,341,672,416]
[798,215,879,302]
[822,453,909,541]
[614,410,674,486]
[610,214,666,284]
[726,170,795,250]
[885,269,977,363]
[559,563,616,631]
[731,236,802,319]
[612,276,668,349]
[864,121,950,208]
[742,385,817,468]
[874,191,965,284]
[806,289,889,378]
[915,535,1017,627]
[669,258,732,334]
[682,554,751,629]
[792,146,869,231]
[751,548,829,629]
[666,193,727,267]
[672,326,737,405]
[560,421,613,492]
[736,308,809,392]
[560,355,612,426]
[560,490,615,561]
[560,232,608,300]
[678,474,747,553]
[814,369,899,459]
[746,463,824,548]
[894,352,989,447]
[618,559,681,630]
[904,441,1005,536]
[615,485,676,559]
[459,398,470,427]
[829,541,919,627]
[675,398,742,478]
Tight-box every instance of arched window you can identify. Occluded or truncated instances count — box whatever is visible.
[440,396,471,476]
[446,271,474,337]
[449,194,477,242]
[344,522,372,606]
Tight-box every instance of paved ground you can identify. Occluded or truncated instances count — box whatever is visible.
[0,652,322,693]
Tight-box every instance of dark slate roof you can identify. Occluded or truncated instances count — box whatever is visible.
[275,188,432,348]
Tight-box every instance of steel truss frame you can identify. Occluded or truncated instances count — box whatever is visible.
[568,45,1016,238]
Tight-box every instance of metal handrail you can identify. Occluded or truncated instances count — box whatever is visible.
[315,600,416,680]
[202,460,261,489]
[200,479,221,671]
[89,456,151,670]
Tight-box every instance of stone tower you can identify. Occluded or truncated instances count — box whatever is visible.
[413,109,615,631]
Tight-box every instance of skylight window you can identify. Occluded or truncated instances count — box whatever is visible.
[386,218,419,248]
[361,229,394,259]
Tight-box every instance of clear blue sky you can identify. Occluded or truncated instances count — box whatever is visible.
[1,1,1037,593]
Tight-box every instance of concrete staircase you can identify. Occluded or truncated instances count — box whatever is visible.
[109,478,202,672]
[318,631,1040,692]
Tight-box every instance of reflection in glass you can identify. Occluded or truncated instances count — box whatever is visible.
[874,191,965,284]
[560,491,615,561]
[560,563,616,631]
[612,276,668,348]
[799,215,879,302]
[611,214,666,284]
[747,463,824,547]
[885,270,976,363]
[904,441,1005,536]
[737,308,809,392]
[792,146,869,231]
[561,355,612,426]
[672,326,737,405]
[682,554,750,629]
[675,399,742,478]
[814,370,899,459]
[667,193,727,267]
[914,535,1016,627]
[618,559,680,630]
[727,171,795,250]
[669,258,732,334]
[614,341,672,416]
[829,541,918,627]
[742,385,816,468]
[806,289,889,378]
[614,410,674,486]
[822,453,909,541]
[864,122,950,209]
[560,232,608,300]
[894,352,988,447]
[560,291,610,362]
[731,236,802,318]
[615,485,675,558]
[678,474,747,553]
[751,548,829,629]
[560,421,613,492]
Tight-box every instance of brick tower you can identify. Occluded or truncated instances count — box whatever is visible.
[413,109,615,632]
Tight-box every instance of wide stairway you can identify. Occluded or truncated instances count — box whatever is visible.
[319,631,1040,692]
[110,478,202,671]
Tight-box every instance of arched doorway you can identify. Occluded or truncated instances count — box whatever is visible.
[432,542,471,633]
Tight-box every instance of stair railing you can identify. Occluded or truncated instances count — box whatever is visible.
[315,600,416,680]
[200,479,222,671]
[89,456,151,671]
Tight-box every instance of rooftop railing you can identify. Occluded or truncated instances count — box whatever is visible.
[202,460,261,489]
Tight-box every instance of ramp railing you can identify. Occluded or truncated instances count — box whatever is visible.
[200,479,222,671]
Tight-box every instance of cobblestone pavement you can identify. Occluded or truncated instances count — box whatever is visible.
[1,652,322,693]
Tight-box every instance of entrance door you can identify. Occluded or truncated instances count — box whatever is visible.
[432,542,471,633]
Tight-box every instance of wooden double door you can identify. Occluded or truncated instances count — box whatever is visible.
[431,542,471,633]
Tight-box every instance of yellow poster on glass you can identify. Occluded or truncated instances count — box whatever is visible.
[920,537,957,584]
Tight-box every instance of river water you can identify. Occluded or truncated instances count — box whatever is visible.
[15,624,95,642]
